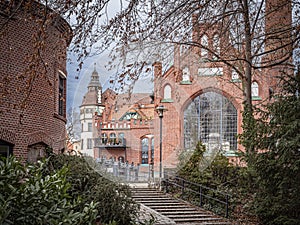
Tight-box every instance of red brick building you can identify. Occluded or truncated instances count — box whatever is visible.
[0,2,72,161]
[88,0,293,172]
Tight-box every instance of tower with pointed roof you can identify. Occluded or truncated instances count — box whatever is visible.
[79,64,103,157]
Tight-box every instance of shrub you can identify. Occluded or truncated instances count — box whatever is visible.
[46,154,139,225]
[0,156,98,225]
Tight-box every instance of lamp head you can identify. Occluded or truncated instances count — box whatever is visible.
[156,105,167,118]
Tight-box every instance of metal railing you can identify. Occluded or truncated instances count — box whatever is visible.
[162,174,230,218]
[96,157,156,182]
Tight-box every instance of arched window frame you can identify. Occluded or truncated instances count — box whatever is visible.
[183,91,238,153]
[109,133,116,145]
[118,132,125,145]
[161,84,173,103]
[201,34,208,58]
[251,81,261,100]
[181,66,192,85]
[151,138,154,163]
[141,137,149,164]
[101,133,108,145]
[213,34,220,59]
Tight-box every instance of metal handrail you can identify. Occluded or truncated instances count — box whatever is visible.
[162,174,230,218]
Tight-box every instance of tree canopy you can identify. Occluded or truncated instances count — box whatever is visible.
[2,0,300,107]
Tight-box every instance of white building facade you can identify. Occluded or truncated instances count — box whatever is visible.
[80,65,102,157]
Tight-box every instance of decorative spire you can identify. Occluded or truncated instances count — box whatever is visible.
[88,62,101,90]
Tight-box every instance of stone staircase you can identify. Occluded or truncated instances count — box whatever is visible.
[131,187,233,225]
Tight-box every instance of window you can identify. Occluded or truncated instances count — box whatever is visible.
[81,139,84,150]
[182,67,190,82]
[213,34,220,59]
[109,133,116,145]
[0,145,9,157]
[88,123,92,132]
[151,138,154,163]
[87,138,93,149]
[27,142,47,163]
[163,84,172,99]
[0,140,13,157]
[252,82,259,97]
[101,133,108,145]
[120,112,141,121]
[118,133,125,145]
[201,35,208,57]
[58,75,66,117]
[184,92,238,151]
[232,69,239,80]
[141,138,149,164]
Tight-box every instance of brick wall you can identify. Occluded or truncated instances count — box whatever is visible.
[0,3,72,160]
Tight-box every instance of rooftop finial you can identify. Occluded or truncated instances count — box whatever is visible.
[94,63,96,71]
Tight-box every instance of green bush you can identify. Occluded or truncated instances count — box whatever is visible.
[0,156,98,225]
[46,154,139,225]
[175,142,257,222]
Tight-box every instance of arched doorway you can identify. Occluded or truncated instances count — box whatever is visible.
[183,91,237,152]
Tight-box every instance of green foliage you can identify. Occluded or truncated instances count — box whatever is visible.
[176,142,257,222]
[46,154,139,225]
[241,74,300,225]
[0,156,98,225]
[177,142,241,189]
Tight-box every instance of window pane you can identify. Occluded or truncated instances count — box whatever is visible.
[88,123,92,132]
[0,146,9,158]
[184,92,237,151]
[164,85,172,99]
[141,138,149,164]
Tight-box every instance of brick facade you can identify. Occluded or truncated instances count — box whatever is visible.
[0,2,72,160]
[86,0,293,172]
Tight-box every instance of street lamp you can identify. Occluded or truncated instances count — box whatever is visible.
[155,105,167,183]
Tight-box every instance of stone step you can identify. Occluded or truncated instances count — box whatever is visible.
[166,213,214,219]
[142,202,184,206]
[132,192,165,197]
[161,210,210,215]
[132,194,168,198]
[131,188,158,192]
[154,207,202,213]
[201,222,233,225]
[134,198,179,203]
[173,217,223,223]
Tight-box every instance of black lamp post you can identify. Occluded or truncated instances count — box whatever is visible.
[155,105,167,182]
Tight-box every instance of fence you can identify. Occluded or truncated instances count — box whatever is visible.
[162,173,230,218]
[96,157,155,182]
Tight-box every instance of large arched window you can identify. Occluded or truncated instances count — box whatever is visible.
[184,91,238,152]
[141,138,149,164]
[201,35,208,57]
